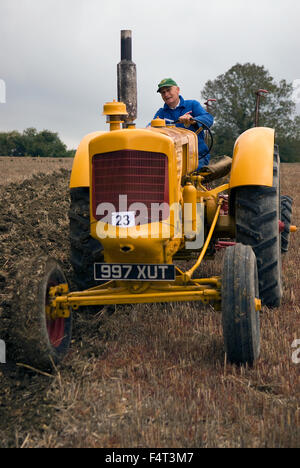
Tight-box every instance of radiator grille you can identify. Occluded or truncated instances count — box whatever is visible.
[92,150,169,224]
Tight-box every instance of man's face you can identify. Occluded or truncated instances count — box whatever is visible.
[159,86,180,108]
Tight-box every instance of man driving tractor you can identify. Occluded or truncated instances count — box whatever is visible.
[153,78,214,169]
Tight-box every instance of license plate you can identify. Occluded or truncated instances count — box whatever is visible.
[94,263,175,281]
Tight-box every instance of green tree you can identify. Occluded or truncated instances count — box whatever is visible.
[0,130,26,156]
[0,128,75,157]
[25,128,68,158]
[201,63,300,161]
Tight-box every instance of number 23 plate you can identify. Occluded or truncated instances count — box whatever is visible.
[112,211,135,227]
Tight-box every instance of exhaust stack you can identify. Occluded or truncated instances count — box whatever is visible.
[117,30,137,127]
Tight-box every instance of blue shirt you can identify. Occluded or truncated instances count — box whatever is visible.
[153,95,214,168]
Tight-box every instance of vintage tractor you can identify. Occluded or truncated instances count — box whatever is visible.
[10,32,297,371]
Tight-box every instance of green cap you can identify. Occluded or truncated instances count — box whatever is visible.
[157,78,178,93]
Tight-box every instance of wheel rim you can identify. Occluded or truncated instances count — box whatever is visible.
[46,317,65,348]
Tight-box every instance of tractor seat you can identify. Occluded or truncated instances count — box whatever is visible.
[199,156,232,182]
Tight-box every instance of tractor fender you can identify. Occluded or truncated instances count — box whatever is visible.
[229,127,275,189]
[69,132,104,188]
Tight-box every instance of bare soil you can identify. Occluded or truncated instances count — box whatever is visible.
[0,158,299,448]
[0,156,73,186]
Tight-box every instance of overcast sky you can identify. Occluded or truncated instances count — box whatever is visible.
[1,0,300,149]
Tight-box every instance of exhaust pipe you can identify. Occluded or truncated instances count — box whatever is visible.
[117,30,137,127]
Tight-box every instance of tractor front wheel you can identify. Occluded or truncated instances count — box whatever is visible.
[11,256,72,370]
[222,243,260,366]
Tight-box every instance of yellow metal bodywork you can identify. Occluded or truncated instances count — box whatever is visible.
[70,121,198,189]
[229,127,275,188]
[49,189,261,319]
[103,100,128,131]
[103,100,128,116]
[54,279,221,311]
[45,186,224,317]
[182,182,197,234]
[151,117,167,127]
[89,128,177,265]
[88,125,199,265]
[46,283,71,320]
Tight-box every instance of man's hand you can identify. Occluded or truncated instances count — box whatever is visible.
[178,111,196,127]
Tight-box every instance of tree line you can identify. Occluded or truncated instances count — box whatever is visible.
[201,63,300,162]
[0,127,75,158]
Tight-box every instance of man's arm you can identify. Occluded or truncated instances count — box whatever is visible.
[191,101,214,128]
[178,101,214,128]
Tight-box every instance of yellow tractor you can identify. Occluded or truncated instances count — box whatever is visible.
[10,32,297,371]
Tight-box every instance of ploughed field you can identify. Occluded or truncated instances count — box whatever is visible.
[0,157,299,448]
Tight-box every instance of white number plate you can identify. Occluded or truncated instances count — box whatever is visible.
[94,263,176,281]
[111,211,135,227]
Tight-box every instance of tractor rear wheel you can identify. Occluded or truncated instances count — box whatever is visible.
[69,187,104,290]
[235,152,282,308]
[280,195,293,253]
[11,256,72,370]
[222,243,260,366]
